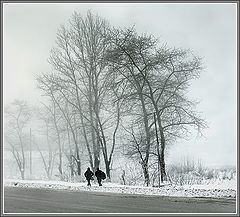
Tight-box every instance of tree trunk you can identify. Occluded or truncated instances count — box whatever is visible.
[154,112,161,186]
[18,129,25,180]
[58,154,63,176]
[106,164,111,180]
[72,76,94,171]
[88,76,100,172]
[20,170,25,180]
[157,114,167,181]
[151,102,167,182]
[75,150,81,176]
[160,148,166,182]
[56,128,63,176]
[67,127,74,178]
[73,118,81,176]
[46,124,53,180]
[142,162,150,186]
[139,92,151,186]
[78,106,94,171]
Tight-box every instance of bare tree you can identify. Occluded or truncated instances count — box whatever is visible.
[105,27,157,186]
[42,88,82,177]
[37,100,64,178]
[37,11,123,180]
[35,12,206,185]
[4,100,31,180]
[35,105,57,180]
[106,27,206,184]
[65,11,112,172]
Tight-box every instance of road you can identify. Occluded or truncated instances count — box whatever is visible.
[4,187,236,213]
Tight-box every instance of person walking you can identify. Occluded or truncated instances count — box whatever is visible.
[84,167,94,186]
[95,167,106,186]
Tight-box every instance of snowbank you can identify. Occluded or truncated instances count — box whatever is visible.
[4,179,236,199]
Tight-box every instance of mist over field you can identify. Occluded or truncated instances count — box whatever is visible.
[3,3,237,193]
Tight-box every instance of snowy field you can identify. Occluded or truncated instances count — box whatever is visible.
[4,150,237,199]
[4,179,236,199]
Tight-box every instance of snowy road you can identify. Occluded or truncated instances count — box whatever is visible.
[4,187,236,213]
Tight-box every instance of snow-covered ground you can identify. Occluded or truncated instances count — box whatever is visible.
[4,179,236,199]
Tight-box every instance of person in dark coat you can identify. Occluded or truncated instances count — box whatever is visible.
[95,167,106,186]
[84,167,94,186]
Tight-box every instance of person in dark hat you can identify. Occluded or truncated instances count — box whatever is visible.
[95,167,106,186]
[84,167,94,186]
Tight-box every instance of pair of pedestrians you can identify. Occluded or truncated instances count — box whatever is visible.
[84,167,106,186]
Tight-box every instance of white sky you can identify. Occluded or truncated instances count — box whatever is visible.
[3,3,237,168]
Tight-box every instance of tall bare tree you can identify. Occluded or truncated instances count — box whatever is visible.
[37,11,123,180]
[36,12,206,185]
[106,27,206,184]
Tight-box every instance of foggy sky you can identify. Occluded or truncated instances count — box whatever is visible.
[3,3,237,167]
